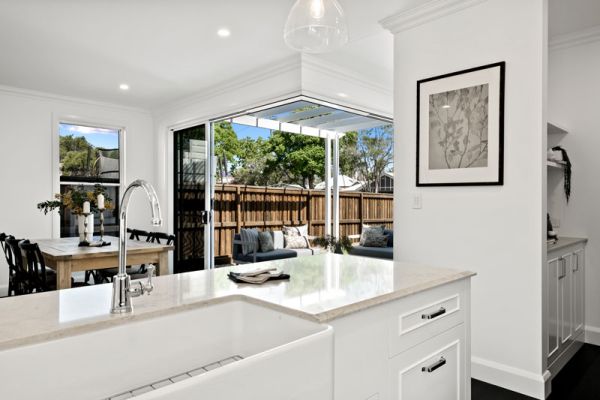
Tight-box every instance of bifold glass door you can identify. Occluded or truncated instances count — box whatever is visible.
[173,123,213,272]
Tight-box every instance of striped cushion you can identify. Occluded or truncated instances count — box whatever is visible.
[240,228,259,255]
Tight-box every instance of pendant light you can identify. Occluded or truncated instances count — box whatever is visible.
[284,0,349,54]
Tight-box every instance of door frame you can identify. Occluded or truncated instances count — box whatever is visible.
[170,121,215,270]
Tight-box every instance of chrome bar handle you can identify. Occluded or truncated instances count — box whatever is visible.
[558,257,566,279]
[422,357,446,373]
[573,253,579,272]
[422,307,446,320]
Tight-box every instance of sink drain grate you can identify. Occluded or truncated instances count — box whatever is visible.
[105,355,244,399]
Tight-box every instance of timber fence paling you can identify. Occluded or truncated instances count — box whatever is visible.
[212,184,393,261]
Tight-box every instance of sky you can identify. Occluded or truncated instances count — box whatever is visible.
[59,123,119,149]
[231,123,270,140]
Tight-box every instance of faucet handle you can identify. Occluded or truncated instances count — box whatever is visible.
[142,265,155,295]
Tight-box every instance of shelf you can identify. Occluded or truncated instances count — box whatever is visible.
[547,160,567,169]
[548,122,569,135]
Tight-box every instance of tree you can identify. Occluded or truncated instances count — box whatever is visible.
[355,126,394,193]
[213,121,239,182]
[265,131,325,188]
[232,137,273,186]
[339,131,360,177]
[59,135,95,176]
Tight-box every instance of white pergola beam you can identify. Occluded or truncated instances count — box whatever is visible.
[324,136,332,237]
[278,106,335,123]
[332,134,340,239]
[252,102,309,118]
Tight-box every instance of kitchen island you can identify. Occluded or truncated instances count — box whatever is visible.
[0,254,474,399]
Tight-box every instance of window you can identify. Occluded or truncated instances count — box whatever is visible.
[58,123,121,237]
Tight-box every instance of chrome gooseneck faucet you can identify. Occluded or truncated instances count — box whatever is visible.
[111,180,162,314]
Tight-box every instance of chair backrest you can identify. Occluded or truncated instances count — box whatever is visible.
[127,228,150,241]
[18,240,50,293]
[148,232,175,246]
[0,232,10,264]
[5,236,29,295]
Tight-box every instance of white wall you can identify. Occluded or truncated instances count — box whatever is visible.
[384,0,547,397]
[548,38,600,344]
[0,86,155,294]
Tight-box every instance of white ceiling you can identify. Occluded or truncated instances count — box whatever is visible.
[0,0,410,109]
[549,0,600,38]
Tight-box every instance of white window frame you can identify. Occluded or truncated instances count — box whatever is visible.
[51,114,126,238]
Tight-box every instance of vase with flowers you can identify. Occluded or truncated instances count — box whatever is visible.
[37,185,114,245]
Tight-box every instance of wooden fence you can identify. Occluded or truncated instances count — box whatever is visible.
[213,184,393,261]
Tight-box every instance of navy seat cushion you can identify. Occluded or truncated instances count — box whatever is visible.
[235,249,298,263]
[349,246,393,260]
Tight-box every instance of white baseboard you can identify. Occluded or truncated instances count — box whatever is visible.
[472,356,549,399]
[585,325,600,346]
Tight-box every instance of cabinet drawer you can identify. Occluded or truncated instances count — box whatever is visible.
[389,324,464,400]
[388,284,463,357]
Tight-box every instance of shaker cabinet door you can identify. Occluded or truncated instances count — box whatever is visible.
[389,324,464,400]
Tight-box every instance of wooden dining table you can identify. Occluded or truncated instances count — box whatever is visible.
[36,236,174,290]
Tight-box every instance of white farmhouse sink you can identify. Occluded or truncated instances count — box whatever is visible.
[0,299,333,400]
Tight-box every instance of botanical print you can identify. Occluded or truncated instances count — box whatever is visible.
[428,84,489,170]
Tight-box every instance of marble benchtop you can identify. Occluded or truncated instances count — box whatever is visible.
[0,253,474,351]
[547,237,588,253]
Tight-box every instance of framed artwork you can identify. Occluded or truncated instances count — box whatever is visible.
[416,62,505,186]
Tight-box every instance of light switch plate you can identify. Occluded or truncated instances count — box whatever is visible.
[412,192,422,209]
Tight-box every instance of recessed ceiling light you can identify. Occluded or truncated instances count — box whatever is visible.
[217,28,231,38]
[337,92,348,98]
[119,84,130,91]
[442,104,451,109]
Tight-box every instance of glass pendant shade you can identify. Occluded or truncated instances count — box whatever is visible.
[284,0,349,54]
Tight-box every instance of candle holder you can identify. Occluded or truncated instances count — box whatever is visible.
[78,212,91,247]
[99,208,105,242]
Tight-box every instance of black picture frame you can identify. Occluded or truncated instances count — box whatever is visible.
[416,62,505,187]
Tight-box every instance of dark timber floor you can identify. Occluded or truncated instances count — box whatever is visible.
[473,344,600,399]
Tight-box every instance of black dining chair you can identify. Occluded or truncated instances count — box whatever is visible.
[4,236,32,296]
[129,232,175,280]
[94,228,153,283]
[18,240,57,293]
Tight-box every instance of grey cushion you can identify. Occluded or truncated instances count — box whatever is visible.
[240,228,259,255]
[349,246,393,260]
[359,225,384,246]
[235,249,298,263]
[362,234,388,248]
[272,231,284,249]
[383,229,394,248]
[258,231,274,252]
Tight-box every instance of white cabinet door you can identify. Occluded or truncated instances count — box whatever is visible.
[559,254,573,345]
[547,257,560,359]
[572,248,585,336]
[389,324,464,400]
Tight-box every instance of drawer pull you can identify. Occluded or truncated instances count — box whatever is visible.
[422,357,446,373]
[422,307,446,320]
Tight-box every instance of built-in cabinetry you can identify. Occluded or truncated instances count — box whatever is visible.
[330,278,471,400]
[547,238,587,378]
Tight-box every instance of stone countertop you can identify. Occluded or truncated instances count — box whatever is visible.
[548,237,588,253]
[0,253,474,351]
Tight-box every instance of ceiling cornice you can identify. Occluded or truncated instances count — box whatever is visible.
[0,84,151,115]
[379,0,488,34]
[301,54,392,96]
[153,54,302,117]
[549,25,600,51]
